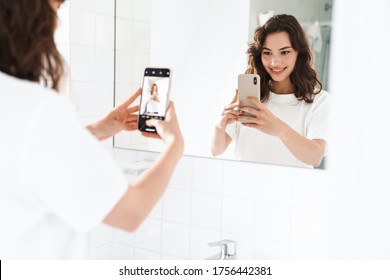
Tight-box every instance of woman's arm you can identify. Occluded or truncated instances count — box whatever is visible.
[210,91,240,156]
[103,102,184,231]
[239,97,326,167]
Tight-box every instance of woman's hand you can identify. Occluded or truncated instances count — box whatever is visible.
[238,96,287,137]
[141,101,184,152]
[86,88,141,141]
[216,90,241,130]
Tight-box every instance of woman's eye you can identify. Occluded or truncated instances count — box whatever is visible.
[281,51,290,55]
[262,51,272,56]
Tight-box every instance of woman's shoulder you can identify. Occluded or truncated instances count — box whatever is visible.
[314,89,331,103]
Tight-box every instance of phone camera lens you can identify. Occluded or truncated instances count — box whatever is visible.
[253,77,257,85]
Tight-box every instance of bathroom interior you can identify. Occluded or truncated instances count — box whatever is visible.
[55,0,390,260]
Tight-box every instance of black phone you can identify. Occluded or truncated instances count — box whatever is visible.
[138,67,171,133]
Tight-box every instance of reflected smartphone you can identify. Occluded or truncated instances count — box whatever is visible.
[138,67,171,133]
[238,74,261,123]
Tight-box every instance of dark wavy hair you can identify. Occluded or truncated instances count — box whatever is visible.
[246,14,322,103]
[0,0,65,91]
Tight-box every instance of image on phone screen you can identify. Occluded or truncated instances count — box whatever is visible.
[138,68,171,133]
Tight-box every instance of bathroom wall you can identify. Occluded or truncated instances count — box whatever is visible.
[58,0,390,260]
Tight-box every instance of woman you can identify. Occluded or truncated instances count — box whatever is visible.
[144,83,161,115]
[0,0,184,259]
[211,14,330,168]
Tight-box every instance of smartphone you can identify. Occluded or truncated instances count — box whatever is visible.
[237,74,260,122]
[138,67,171,133]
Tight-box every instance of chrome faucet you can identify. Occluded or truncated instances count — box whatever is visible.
[206,240,236,260]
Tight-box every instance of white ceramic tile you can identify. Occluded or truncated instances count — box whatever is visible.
[94,82,113,116]
[190,227,220,260]
[96,49,114,83]
[255,202,291,244]
[134,248,160,260]
[115,18,133,51]
[192,157,223,195]
[70,9,95,46]
[134,218,161,252]
[222,160,257,200]
[222,197,255,236]
[89,223,113,248]
[132,53,150,84]
[55,1,70,44]
[133,0,151,22]
[96,0,115,16]
[220,232,255,260]
[116,0,133,19]
[89,243,112,259]
[254,239,290,260]
[148,197,163,219]
[162,188,191,224]
[290,246,326,260]
[161,222,190,258]
[290,206,326,250]
[161,254,184,260]
[256,164,293,205]
[115,51,133,84]
[71,0,95,11]
[292,168,327,209]
[112,227,134,246]
[70,46,96,81]
[191,192,221,230]
[169,156,192,190]
[132,22,151,53]
[112,244,134,260]
[96,14,114,50]
[70,82,95,116]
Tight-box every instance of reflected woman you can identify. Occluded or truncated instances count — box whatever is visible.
[211,14,330,168]
[143,83,161,115]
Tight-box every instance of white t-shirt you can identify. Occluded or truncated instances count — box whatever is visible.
[0,72,128,259]
[226,90,330,168]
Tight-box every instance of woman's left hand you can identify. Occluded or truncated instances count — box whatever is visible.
[238,96,287,138]
[86,88,141,141]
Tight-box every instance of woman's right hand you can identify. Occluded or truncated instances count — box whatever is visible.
[216,90,240,130]
[141,101,184,151]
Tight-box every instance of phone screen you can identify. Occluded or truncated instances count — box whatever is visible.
[138,68,171,133]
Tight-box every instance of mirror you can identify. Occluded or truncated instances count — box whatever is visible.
[114,0,333,168]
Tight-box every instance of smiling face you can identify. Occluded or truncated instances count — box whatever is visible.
[261,31,298,93]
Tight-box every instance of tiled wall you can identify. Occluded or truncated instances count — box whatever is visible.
[58,0,390,260]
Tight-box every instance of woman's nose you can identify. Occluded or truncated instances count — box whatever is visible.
[270,57,280,66]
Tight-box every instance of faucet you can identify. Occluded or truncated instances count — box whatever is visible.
[206,240,236,260]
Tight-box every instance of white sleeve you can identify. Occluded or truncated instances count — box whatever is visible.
[307,91,331,142]
[22,96,128,233]
[225,122,237,141]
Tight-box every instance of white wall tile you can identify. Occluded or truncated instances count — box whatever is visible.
[70,46,96,81]
[89,244,112,259]
[255,202,291,244]
[94,82,113,116]
[70,9,95,46]
[220,233,254,260]
[191,192,221,230]
[254,239,290,260]
[96,0,115,16]
[96,14,114,50]
[70,82,95,116]
[222,197,255,236]
[192,158,223,195]
[115,18,133,51]
[133,0,152,22]
[169,157,192,190]
[96,49,114,83]
[161,222,190,258]
[71,0,95,11]
[223,160,257,200]
[162,188,191,224]
[116,0,133,19]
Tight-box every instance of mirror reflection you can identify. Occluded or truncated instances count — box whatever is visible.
[114,0,333,169]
